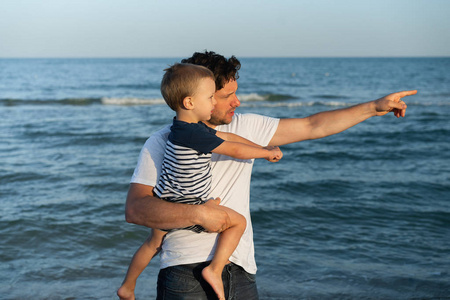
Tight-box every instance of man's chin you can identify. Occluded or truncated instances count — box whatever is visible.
[208,115,233,126]
[208,120,225,126]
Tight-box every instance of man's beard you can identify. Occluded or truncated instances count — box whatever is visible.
[208,112,232,126]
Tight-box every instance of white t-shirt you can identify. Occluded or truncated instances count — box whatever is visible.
[130,113,280,274]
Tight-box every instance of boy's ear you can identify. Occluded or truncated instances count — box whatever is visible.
[182,97,194,110]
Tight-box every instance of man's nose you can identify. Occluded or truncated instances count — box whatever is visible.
[231,95,240,108]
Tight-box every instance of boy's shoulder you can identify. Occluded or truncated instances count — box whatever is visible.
[172,120,212,132]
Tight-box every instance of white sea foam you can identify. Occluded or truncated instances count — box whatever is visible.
[237,93,268,102]
[101,97,166,106]
[100,95,351,108]
[98,94,442,108]
[240,100,351,108]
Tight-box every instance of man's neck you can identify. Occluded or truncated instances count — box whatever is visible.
[203,120,217,129]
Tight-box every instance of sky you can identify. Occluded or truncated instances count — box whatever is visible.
[1,0,449,58]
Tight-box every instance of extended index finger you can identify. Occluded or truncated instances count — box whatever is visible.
[396,90,418,98]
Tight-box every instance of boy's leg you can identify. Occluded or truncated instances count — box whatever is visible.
[202,207,246,299]
[118,229,166,300]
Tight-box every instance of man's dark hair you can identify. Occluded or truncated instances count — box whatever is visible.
[181,51,241,91]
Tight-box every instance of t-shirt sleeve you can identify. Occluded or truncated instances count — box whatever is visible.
[237,113,280,147]
[130,126,170,186]
[170,122,225,154]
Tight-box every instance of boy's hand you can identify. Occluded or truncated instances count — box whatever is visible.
[264,146,283,162]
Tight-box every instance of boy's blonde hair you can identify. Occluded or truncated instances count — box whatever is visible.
[161,63,215,111]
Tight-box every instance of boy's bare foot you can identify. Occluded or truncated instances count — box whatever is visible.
[117,285,135,300]
[202,265,225,300]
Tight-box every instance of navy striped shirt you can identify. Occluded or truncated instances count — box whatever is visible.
[154,119,224,204]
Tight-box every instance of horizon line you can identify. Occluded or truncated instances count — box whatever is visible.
[1,55,449,59]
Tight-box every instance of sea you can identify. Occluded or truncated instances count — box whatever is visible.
[1,57,449,300]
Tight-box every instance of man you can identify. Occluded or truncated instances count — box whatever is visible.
[125,51,417,299]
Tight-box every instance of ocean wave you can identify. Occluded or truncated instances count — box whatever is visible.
[312,94,351,100]
[240,100,352,108]
[88,83,158,90]
[0,97,165,106]
[0,98,102,106]
[0,93,295,106]
[1,93,448,107]
[101,97,166,106]
[237,93,295,102]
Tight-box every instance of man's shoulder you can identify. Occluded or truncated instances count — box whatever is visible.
[219,113,275,129]
[217,113,279,144]
[144,125,171,148]
[234,112,273,122]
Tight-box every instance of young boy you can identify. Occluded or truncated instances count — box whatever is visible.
[117,63,282,300]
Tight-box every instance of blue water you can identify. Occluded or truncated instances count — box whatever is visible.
[1,57,449,299]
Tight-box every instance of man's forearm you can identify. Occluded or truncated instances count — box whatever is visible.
[125,183,201,229]
[125,183,230,232]
[126,196,200,229]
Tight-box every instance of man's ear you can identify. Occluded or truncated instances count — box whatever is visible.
[182,97,194,110]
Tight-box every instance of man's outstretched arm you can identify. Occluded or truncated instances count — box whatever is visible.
[269,90,417,146]
[125,183,231,233]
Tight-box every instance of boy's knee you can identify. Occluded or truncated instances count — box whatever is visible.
[237,213,247,231]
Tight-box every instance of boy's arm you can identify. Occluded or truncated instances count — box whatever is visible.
[216,131,262,147]
[215,131,282,161]
[212,139,282,161]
